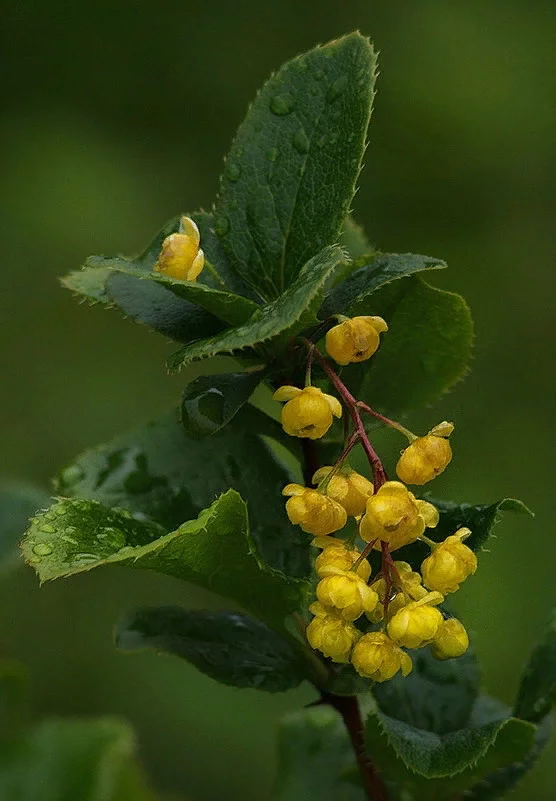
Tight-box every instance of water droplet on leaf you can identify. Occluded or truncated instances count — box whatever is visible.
[39,524,55,534]
[293,127,310,154]
[214,216,230,236]
[32,543,53,556]
[270,93,295,116]
[327,74,347,103]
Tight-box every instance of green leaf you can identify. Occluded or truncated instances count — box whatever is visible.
[0,484,51,573]
[116,606,308,692]
[319,252,446,317]
[214,32,376,299]
[465,716,552,801]
[338,276,473,417]
[168,245,344,371]
[367,706,536,781]
[515,609,556,722]
[272,706,362,801]
[372,646,480,735]
[180,370,264,437]
[0,717,157,801]
[22,491,302,630]
[398,497,531,569]
[54,404,310,579]
[365,696,538,800]
[0,661,29,744]
[63,265,226,344]
[338,217,373,261]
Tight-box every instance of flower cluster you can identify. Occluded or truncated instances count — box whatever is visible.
[273,315,477,682]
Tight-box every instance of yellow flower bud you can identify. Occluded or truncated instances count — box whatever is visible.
[359,481,439,550]
[421,528,477,594]
[325,316,388,365]
[312,466,374,517]
[387,592,444,649]
[154,216,205,281]
[395,561,429,600]
[396,423,454,485]
[351,632,413,682]
[273,385,342,439]
[282,484,347,536]
[314,540,371,582]
[306,612,361,663]
[431,618,470,660]
[366,583,407,623]
[316,571,379,621]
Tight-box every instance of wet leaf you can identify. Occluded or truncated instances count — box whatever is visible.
[180,371,264,437]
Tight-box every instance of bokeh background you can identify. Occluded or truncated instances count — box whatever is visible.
[1,1,554,799]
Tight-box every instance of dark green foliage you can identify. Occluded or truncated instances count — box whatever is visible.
[214,33,376,300]
[180,371,264,437]
[515,609,556,722]
[21,491,304,630]
[116,606,309,692]
[372,647,480,735]
[53,405,310,578]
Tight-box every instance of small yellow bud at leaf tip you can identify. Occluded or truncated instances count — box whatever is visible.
[154,216,205,281]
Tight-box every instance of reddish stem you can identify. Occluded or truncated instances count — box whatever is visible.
[322,693,388,801]
[311,350,388,490]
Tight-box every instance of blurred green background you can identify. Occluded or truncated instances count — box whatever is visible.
[1,1,554,798]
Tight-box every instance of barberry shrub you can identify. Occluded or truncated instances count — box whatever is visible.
[2,32,553,800]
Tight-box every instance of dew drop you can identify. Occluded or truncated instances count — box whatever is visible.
[53,506,67,517]
[225,162,241,181]
[214,216,230,236]
[32,543,53,556]
[270,93,295,116]
[292,127,310,155]
[327,74,348,103]
[266,148,279,163]
[97,527,126,549]
[39,524,55,534]
[60,534,78,545]
[74,553,99,564]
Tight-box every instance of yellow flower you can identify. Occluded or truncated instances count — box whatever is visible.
[366,561,427,623]
[396,422,454,485]
[431,618,470,660]
[312,466,374,517]
[325,316,388,365]
[313,538,371,581]
[154,216,205,281]
[316,570,379,621]
[421,528,477,594]
[387,591,444,649]
[306,608,360,663]
[359,481,439,550]
[351,632,413,682]
[366,583,407,624]
[273,386,342,439]
[282,484,347,535]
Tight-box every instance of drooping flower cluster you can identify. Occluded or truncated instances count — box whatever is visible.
[273,315,477,682]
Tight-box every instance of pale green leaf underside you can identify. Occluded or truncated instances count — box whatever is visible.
[215,32,376,299]
[168,245,345,372]
[21,491,302,629]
